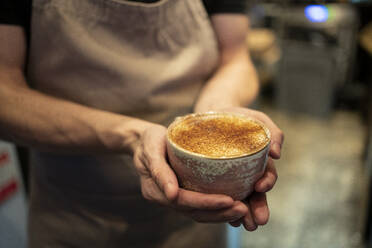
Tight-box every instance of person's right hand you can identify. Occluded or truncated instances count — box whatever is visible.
[133,124,250,223]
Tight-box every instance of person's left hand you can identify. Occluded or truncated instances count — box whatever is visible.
[229,158,276,231]
[211,107,284,231]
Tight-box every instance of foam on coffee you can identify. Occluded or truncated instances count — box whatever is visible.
[168,113,270,158]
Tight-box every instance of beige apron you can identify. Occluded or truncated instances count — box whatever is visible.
[26,0,224,247]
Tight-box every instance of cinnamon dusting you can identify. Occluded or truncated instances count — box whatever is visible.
[169,114,269,158]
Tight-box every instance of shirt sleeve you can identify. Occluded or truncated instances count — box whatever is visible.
[203,0,249,15]
[0,0,31,28]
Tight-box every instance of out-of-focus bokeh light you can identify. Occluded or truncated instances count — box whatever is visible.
[305,5,329,23]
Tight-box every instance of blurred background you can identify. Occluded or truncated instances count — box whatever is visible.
[239,1,372,248]
[1,0,372,248]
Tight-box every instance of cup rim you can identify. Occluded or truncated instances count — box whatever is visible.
[166,111,271,160]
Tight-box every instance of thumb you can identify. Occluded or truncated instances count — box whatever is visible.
[253,112,284,159]
[144,129,179,201]
[224,108,284,159]
[149,155,179,201]
[268,126,284,159]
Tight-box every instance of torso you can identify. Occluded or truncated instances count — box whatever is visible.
[27,0,224,247]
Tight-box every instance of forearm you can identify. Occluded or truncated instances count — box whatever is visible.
[194,14,259,113]
[0,67,152,154]
[194,50,259,113]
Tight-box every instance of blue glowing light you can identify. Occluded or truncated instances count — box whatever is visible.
[305,5,329,23]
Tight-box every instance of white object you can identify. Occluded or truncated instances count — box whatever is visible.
[0,141,28,248]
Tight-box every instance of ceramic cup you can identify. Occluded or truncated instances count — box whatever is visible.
[166,112,271,200]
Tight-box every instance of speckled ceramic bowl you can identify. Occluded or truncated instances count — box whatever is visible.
[166,112,271,200]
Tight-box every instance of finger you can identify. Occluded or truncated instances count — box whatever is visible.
[144,131,179,201]
[255,158,278,193]
[149,159,179,201]
[140,177,169,206]
[269,141,283,160]
[254,113,284,159]
[174,189,234,211]
[249,192,269,226]
[241,201,257,231]
[229,218,242,227]
[229,108,284,159]
[187,201,248,223]
[269,131,284,160]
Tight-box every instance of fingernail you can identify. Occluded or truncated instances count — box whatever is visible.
[245,224,258,232]
[248,225,258,232]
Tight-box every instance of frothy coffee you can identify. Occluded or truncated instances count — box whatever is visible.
[168,113,270,158]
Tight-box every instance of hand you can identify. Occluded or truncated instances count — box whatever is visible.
[213,107,284,159]
[133,124,251,223]
[212,107,284,231]
[229,158,277,231]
